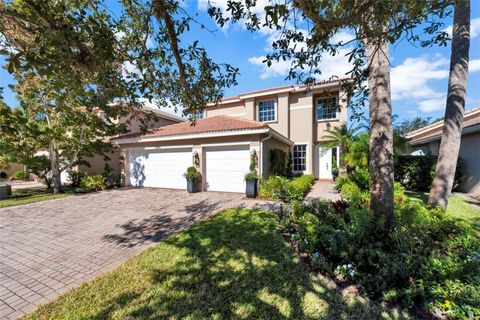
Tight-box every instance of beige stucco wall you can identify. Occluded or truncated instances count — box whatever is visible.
[116,115,178,134]
[0,162,24,179]
[204,85,347,178]
[410,131,480,195]
[458,131,480,195]
[80,151,121,176]
[206,101,250,119]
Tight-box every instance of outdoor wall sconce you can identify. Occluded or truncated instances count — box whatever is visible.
[193,151,200,167]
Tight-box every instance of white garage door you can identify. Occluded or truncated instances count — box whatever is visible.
[128,148,192,189]
[205,145,250,193]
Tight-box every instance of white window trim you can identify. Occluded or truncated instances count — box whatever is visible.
[316,96,339,122]
[292,142,310,174]
[193,110,205,120]
[257,99,278,123]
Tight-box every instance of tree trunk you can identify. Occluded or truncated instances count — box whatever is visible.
[49,141,62,194]
[365,38,395,230]
[428,0,470,210]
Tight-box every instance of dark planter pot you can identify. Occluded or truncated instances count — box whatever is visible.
[245,178,258,198]
[332,172,339,181]
[187,179,201,193]
[105,176,115,188]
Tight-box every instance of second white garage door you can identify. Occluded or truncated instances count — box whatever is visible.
[128,148,192,189]
[205,145,250,193]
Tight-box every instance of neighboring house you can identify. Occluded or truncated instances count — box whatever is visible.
[0,162,24,180]
[114,78,349,193]
[406,108,480,195]
[80,105,185,176]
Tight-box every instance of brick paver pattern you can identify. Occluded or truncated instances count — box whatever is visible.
[0,188,277,319]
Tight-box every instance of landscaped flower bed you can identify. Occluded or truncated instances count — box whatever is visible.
[279,188,480,319]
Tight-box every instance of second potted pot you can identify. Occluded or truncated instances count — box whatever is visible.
[184,166,202,193]
[244,171,258,198]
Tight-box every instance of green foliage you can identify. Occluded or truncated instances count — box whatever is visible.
[269,148,288,176]
[284,175,315,201]
[259,176,289,199]
[259,175,314,201]
[26,155,52,188]
[282,195,480,319]
[68,170,86,188]
[244,171,258,181]
[395,155,463,191]
[183,166,201,181]
[102,164,113,178]
[10,170,29,180]
[79,175,107,192]
[393,116,431,154]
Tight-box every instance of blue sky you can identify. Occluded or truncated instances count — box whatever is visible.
[1,0,479,123]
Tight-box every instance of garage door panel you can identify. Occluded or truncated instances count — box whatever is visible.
[129,148,191,189]
[205,146,250,193]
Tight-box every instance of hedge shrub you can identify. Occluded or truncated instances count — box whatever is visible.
[259,174,314,201]
[395,155,463,191]
[79,175,107,192]
[10,170,30,180]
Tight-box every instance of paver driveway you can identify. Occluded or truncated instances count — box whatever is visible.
[0,188,278,319]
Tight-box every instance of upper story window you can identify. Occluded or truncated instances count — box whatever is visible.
[316,97,338,121]
[258,100,276,122]
[192,110,205,120]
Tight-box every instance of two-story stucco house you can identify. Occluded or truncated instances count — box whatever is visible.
[114,78,349,193]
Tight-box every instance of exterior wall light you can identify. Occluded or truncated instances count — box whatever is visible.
[193,151,200,167]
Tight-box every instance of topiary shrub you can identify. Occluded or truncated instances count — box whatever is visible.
[183,166,201,181]
[79,175,107,192]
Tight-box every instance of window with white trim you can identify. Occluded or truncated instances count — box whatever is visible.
[293,145,307,171]
[193,110,205,120]
[316,97,338,120]
[258,100,276,122]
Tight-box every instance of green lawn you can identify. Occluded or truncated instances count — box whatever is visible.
[0,187,72,208]
[406,191,480,236]
[24,209,408,320]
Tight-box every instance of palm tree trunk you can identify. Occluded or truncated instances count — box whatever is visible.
[365,38,395,230]
[428,0,470,210]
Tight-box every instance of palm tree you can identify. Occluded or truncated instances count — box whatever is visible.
[322,123,364,174]
[429,0,470,210]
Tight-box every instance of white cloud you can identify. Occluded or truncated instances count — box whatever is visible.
[418,97,446,112]
[444,17,480,39]
[390,54,451,113]
[391,55,448,98]
[248,29,355,80]
[470,59,480,73]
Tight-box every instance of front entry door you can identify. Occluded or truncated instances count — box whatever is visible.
[319,147,332,179]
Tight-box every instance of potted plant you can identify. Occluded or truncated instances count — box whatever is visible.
[244,171,258,198]
[332,159,339,180]
[183,166,201,193]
